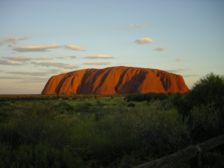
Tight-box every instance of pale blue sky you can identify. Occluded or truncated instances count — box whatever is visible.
[0,0,224,94]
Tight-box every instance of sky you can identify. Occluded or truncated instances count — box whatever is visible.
[0,0,224,94]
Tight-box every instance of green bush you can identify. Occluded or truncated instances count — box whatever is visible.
[189,103,221,141]
[173,73,224,142]
[125,93,169,102]
[188,73,224,109]
[0,99,190,168]
[1,73,223,167]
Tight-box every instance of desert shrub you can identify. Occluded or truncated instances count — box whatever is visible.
[173,73,224,142]
[73,101,93,113]
[125,93,169,102]
[0,98,191,168]
[180,73,224,117]
[127,102,135,107]
[0,143,84,168]
[169,93,190,120]
[189,103,221,141]
[54,101,74,113]
[187,73,224,109]
[2,76,224,168]
[0,108,85,168]
[72,102,190,167]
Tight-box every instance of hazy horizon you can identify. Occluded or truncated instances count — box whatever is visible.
[0,0,224,94]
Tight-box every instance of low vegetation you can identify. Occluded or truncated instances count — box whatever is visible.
[0,73,223,168]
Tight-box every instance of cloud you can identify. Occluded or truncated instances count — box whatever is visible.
[16,55,77,60]
[5,69,63,78]
[0,56,78,68]
[154,47,166,52]
[0,56,31,65]
[13,43,86,52]
[0,59,23,65]
[55,56,77,59]
[128,23,149,29]
[7,71,49,76]
[0,36,29,45]
[20,77,49,83]
[184,74,200,78]
[167,68,186,74]
[14,44,61,52]
[2,56,32,62]
[64,44,86,51]
[31,61,78,69]
[83,62,111,65]
[82,54,113,59]
[47,69,64,74]
[67,56,77,59]
[0,56,54,65]
[135,37,153,45]
[0,76,22,80]
[0,76,48,83]
[175,58,182,62]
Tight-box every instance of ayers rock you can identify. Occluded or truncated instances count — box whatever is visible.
[42,66,189,95]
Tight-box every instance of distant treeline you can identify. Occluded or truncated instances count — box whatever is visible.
[0,94,122,101]
[125,92,170,102]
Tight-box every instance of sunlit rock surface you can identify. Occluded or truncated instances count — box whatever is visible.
[42,66,189,95]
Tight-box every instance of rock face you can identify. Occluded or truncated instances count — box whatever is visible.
[42,66,189,95]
